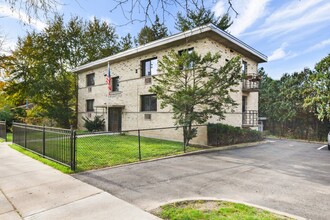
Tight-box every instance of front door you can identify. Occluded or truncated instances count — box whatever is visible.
[108,108,122,132]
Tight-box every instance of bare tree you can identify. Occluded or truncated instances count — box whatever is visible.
[4,0,59,22]
[111,0,238,25]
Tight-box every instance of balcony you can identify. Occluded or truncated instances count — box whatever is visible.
[242,79,259,92]
[242,74,261,92]
[242,110,258,127]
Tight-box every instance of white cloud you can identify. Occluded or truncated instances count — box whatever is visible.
[229,0,269,36]
[268,47,286,62]
[215,0,270,37]
[268,43,296,62]
[0,39,16,55]
[212,1,226,17]
[245,0,330,38]
[0,4,47,31]
[306,38,330,52]
[264,0,324,25]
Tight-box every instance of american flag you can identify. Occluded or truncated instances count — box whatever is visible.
[106,62,112,95]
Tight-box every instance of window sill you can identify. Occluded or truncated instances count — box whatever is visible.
[109,91,122,95]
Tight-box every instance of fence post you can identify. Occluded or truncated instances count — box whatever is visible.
[4,120,7,142]
[138,130,141,161]
[12,122,14,143]
[73,130,77,171]
[24,123,27,148]
[216,124,218,146]
[183,126,186,153]
[42,125,46,157]
[70,126,76,171]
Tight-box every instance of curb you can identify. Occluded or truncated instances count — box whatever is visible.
[147,197,306,220]
[266,136,326,145]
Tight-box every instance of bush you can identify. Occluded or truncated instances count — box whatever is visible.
[82,116,105,132]
[207,123,263,146]
[0,106,13,131]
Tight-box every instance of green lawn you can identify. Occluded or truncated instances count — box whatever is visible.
[7,132,199,172]
[154,200,292,220]
[76,134,196,171]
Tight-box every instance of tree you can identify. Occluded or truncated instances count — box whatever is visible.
[304,54,330,121]
[137,26,154,45]
[83,17,120,63]
[137,15,168,45]
[120,33,133,51]
[149,50,241,145]
[2,15,121,128]
[175,7,232,31]
[4,0,58,18]
[111,0,238,24]
[259,68,327,140]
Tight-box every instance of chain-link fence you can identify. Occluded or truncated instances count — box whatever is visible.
[9,122,264,172]
[75,126,207,171]
[0,121,6,142]
[12,122,76,170]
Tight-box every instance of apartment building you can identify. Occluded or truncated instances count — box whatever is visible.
[73,24,267,145]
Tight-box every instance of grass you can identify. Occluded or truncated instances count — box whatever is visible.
[76,134,198,171]
[6,132,199,172]
[0,133,11,142]
[154,200,292,220]
[7,133,13,142]
[9,144,73,174]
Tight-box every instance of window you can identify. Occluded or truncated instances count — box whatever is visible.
[141,58,158,76]
[178,47,194,69]
[112,77,119,92]
[141,95,157,111]
[86,99,94,112]
[242,61,247,74]
[86,73,95,87]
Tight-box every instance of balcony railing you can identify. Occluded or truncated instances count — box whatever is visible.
[242,110,258,127]
[242,79,259,92]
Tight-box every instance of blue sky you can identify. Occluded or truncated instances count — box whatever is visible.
[1,0,330,79]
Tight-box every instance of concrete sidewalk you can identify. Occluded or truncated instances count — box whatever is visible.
[0,142,159,220]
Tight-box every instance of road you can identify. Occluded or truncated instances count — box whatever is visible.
[74,139,330,219]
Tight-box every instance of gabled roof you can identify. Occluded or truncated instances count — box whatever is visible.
[73,23,267,73]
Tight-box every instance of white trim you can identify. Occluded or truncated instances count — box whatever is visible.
[72,24,267,73]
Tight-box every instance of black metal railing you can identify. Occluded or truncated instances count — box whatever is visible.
[12,122,76,170]
[242,79,259,91]
[242,110,258,127]
[0,121,7,141]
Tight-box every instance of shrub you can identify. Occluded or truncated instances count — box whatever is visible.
[207,123,263,146]
[0,106,13,131]
[82,116,105,132]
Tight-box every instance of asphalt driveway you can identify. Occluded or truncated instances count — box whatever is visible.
[74,139,330,219]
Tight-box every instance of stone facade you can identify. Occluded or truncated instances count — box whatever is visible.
[76,35,263,145]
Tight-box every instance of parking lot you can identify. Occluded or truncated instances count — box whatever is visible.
[74,139,330,219]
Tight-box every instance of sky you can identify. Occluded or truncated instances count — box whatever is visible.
[0,0,330,79]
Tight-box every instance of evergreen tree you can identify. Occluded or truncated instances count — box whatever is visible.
[304,54,330,121]
[175,7,232,31]
[149,50,241,145]
[120,33,133,51]
[137,15,168,45]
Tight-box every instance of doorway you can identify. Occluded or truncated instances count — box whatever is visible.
[108,108,122,132]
